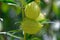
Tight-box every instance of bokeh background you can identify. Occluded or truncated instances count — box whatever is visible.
[0,0,60,40]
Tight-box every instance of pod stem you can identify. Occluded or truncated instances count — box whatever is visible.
[24,32,26,40]
[34,0,40,5]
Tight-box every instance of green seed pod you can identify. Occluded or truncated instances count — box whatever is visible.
[25,1,40,20]
[21,18,43,34]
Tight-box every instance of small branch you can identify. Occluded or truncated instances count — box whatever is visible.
[6,32,23,40]
[0,32,23,40]
[0,32,6,34]
[41,21,56,24]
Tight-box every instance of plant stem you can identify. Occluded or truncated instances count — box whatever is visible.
[19,0,27,40]
[0,35,7,40]
[19,0,25,20]
[46,0,54,19]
